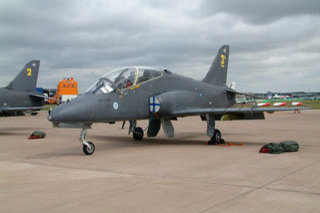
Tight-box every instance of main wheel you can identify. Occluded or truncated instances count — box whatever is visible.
[213,129,222,143]
[133,127,144,141]
[83,142,95,155]
[208,130,223,145]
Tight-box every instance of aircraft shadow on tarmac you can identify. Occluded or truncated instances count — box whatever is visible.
[90,135,267,147]
[0,127,35,136]
[27,150,86,159]
[0,132,27,136]
[92,135,206,146]
[26,134,270,160]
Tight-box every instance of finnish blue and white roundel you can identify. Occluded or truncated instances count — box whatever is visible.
[113,102,119,110]
[149,96,160,113]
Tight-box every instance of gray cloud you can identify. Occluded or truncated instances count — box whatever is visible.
[0,0,319,92]
[200,0,320,24]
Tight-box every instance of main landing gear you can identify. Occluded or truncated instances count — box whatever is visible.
[208,129,224,145]
[206,114,224,145]
[129,120,144,141]
[80,127,95,155]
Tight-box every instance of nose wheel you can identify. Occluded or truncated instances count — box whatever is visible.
[80,127,95,155]
[83,142,95,155]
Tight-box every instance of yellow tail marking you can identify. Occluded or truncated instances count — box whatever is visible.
[27,68,32,76]
[221,54,226,68]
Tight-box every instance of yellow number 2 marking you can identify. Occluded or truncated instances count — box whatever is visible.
[221,54,226,68]
[27,68,32,76]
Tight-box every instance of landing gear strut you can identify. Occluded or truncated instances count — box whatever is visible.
[80,127,95,155]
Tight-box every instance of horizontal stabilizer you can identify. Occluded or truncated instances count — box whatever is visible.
[29,93,46,99]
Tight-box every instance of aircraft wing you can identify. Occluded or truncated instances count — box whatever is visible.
[29,92,47,100]
[171,107,310,120]
[0,106,43,113]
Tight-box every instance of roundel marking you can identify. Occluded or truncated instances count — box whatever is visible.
[149,96,160,113]
[113,102,119,110]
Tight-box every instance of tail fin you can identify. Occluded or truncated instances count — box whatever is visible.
[202,45,229,85]
[5,60,40,92]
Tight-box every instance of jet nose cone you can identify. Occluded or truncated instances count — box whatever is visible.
[49,101,81,123]
[49,105,66,122]
[48,96,96,123]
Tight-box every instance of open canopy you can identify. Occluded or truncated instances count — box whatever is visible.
[86,67,162,95]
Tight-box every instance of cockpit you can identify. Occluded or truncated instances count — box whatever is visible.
[86,67,162,95]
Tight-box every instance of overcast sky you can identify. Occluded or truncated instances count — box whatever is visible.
[0,0,319,92]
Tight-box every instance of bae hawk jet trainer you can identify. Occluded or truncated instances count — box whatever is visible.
[48,45,307,155]
[0,60,45,116]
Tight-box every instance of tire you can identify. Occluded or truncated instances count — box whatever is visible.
[83,142,95,155]
[133,127,144,141]
[212,129,222,143]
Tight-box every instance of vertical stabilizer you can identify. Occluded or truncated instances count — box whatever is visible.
[202,45,229,85]
[5,60,40,92]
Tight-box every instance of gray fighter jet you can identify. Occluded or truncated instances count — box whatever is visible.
[48,45,306,155]
[0,60,45,116]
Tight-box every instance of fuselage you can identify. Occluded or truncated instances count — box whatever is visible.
[0,88,43,109]
[49,71,235,124]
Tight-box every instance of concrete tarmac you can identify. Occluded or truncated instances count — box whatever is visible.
[1,110,320,212]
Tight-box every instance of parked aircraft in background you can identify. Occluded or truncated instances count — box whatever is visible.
[291,102,303,106]
[273,102,287,107]
[257,102,271,107]
[0,60,45,116]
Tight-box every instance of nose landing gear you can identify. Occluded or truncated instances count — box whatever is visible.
[80,127,95,155]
